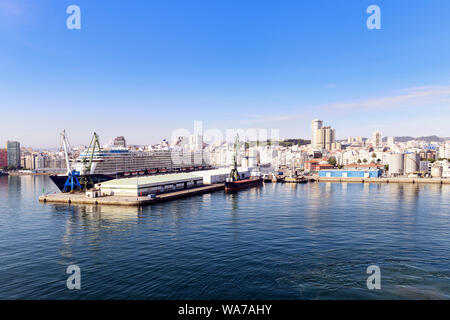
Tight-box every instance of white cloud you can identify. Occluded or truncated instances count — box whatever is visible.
[234,85,450,138]
[322,85,450,112]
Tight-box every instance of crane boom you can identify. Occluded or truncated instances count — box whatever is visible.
[59,130,81,192]
[229,134,240,181]
[81,132,101,174]
[60,130,72,175]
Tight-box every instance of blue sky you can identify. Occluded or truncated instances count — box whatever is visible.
[1,0,450,147]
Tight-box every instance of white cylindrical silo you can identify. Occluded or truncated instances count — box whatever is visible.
[404,153,419,173]
[389,153,404,176]
[431,165,442,178]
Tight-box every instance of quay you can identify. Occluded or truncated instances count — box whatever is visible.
[39,184,225,207]
[316,177,450,184]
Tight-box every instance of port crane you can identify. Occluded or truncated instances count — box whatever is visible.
[60,130,81,192]
[81,132,101,174]
[229,135,241,181]
[60,131,101,192]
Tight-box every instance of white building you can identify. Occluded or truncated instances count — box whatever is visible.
[442,161,450,178]
[311,119,323,149]
[372,131,382,148]
[387,137,395,147]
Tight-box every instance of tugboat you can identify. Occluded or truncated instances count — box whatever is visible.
[283,175,309,184]
[224,135,262,193]
[284,176,297,183]
[262,173,272,183]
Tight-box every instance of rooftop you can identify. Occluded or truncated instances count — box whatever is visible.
[100,173,203,188]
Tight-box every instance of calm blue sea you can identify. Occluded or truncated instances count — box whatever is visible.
[0,175,449,299]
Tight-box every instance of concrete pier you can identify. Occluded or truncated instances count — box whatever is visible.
[39,184,225,207]
[316,177,450,184]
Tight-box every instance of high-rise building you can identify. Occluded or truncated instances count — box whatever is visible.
[6,141,21,169]
[324,126,335,151]
[311,119,335,151]
[0,149,7,168]
[311,119,323,149]
[24,154,36,170]
[372,131,382,148]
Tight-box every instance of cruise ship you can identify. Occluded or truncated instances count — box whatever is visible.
[49,148,209,191]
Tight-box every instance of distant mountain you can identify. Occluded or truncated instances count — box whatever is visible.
[382,136,449,143]
[416,135,450,142]
[280,139,311,147]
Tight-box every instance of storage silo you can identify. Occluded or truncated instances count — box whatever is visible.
[404,153,420,174]
[430,165,443,178]
[389,153,404,176]
[248,149,258,167]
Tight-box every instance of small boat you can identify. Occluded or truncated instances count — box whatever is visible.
[284,176,298,183]
[282,175,310,184]
[263,174,272,183]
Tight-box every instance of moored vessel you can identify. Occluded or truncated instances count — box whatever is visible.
[262,173,272,183]
[49,131,210,192]
[224,135,262,193]
[225,177,263,192]
[284,176,297,183]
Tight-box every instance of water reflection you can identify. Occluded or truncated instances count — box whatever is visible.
[1,175,450,299]
[7,175,21,199]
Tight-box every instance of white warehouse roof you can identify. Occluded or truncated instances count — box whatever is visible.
[99,173,203,189]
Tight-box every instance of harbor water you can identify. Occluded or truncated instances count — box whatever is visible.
[0,175,449,299]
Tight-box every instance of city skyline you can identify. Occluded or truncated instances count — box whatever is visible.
[1,126,449,150]
[2,1,450,304]
[1,0,450,147]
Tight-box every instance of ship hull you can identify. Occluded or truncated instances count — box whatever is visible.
[224,178,262,193]
[49,166,214,192]
[49,174,114,192]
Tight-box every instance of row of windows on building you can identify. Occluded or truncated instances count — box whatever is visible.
[1,141,66,171]
[0,141,21,169]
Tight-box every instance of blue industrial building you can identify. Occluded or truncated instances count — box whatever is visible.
[319,169,382,178]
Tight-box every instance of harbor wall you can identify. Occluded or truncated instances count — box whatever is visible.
[316,177,450,184]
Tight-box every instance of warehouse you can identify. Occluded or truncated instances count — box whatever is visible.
[98,173,203,197]
[193,168,250,184]
[319,169,381,178]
